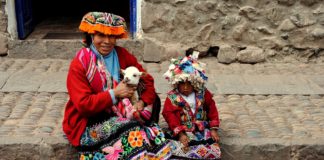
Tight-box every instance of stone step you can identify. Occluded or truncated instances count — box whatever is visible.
[1,58,324,95]
[0,92,324,159]
[7,39,145,61]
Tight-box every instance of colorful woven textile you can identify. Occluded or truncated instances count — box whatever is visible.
[79,12,128,38]
[170,137,221,160]
[163,56,208,91]
[79,117,172,160]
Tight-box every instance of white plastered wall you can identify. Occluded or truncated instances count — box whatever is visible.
[6,0,18,39]
[136,0,143,39]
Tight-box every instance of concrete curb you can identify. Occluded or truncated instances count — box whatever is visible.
[1,136,324,160]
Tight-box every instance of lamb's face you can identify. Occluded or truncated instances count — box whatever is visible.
[122,66,143,85]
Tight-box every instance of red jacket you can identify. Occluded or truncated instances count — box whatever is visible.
[62,46,156,146]
[162,89,219,135]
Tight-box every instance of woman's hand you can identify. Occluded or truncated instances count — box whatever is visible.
[211,129,220,143]
[133,100,145,111]
[113,80,136,98]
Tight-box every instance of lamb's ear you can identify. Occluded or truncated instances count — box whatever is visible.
[140,72,147,77]
[121,69,125,75]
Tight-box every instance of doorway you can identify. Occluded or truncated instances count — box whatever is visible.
[16,0,132,39]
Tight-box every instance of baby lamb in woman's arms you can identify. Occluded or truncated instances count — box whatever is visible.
[121,66,143,103]
[119,66,153,124]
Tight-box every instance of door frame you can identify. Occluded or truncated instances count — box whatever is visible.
[6,0,19,39]
[15,0,34,39]
[130,0,142,38]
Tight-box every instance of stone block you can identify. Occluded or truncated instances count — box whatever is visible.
[212,75,252,94]
[300,0,321,6]
[142,2,171,33]
[242,75,284,94]
[290,13,316,28]
[144,0,164,3]
[0,33,8,55]
[308,75,324,88]
[278,19,296,31]
[117,39,144,61]
[237,46,265,63]
[277,0,295,6]
[239,6,258,20]
[317,14,324,26]
[8,39,81,59]
[258,36,286,49]
[0,10,7,33]
[311,27,324,39]
[0,136,78,160]
[232,23,247,41]
[1,70,43,92]
[143,38,164,62]
[264,7,286,26]
[0,71,13,90]
[38,72,67,92]
[217,45,237,64]
[280,75,324,94]
[161,43,183,61]
[289,29,324,48]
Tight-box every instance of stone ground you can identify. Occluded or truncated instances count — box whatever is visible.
[0,57,324,159]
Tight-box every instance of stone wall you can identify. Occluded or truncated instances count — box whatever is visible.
[141,0,324,63]
[0,0,8,56]
[2,0,324,63]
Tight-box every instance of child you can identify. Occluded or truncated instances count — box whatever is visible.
[162,53,221,159]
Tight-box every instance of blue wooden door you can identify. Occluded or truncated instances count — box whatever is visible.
[129,0,136,38]
[15,0,34,39]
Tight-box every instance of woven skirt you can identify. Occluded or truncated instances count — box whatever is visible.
[78,116,172,160]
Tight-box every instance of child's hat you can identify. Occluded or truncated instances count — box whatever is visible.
[79,12,128,39]
[163,52,208,90]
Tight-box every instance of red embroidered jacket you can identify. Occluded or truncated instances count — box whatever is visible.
[62,46,156,146]
[162,89,220,136]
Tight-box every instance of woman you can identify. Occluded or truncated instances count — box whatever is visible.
[62,12,171,160]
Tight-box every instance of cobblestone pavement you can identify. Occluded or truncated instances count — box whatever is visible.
[1,57,324,159]
[1,92,323,140]
[0,92,66,137]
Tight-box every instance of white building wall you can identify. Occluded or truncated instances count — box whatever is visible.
[6,0,18,39]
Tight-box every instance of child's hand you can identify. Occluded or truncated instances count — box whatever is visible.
[178,132,190,147]
[133,100,145,111]
[211,129,220,143]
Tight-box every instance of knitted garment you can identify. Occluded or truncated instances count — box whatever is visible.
[163,56,208,91]
[79,12,128,38]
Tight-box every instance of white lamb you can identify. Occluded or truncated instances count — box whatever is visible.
[121,66,143,86]
[119,66,148,122]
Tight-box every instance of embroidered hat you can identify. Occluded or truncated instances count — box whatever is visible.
[163,54,208,91]
[79,12,128,39]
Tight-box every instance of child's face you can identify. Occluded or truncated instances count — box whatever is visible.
[178,81,194,96]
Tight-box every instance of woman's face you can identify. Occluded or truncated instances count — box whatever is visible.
[92,32,117,56]
[178,81,194,96]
